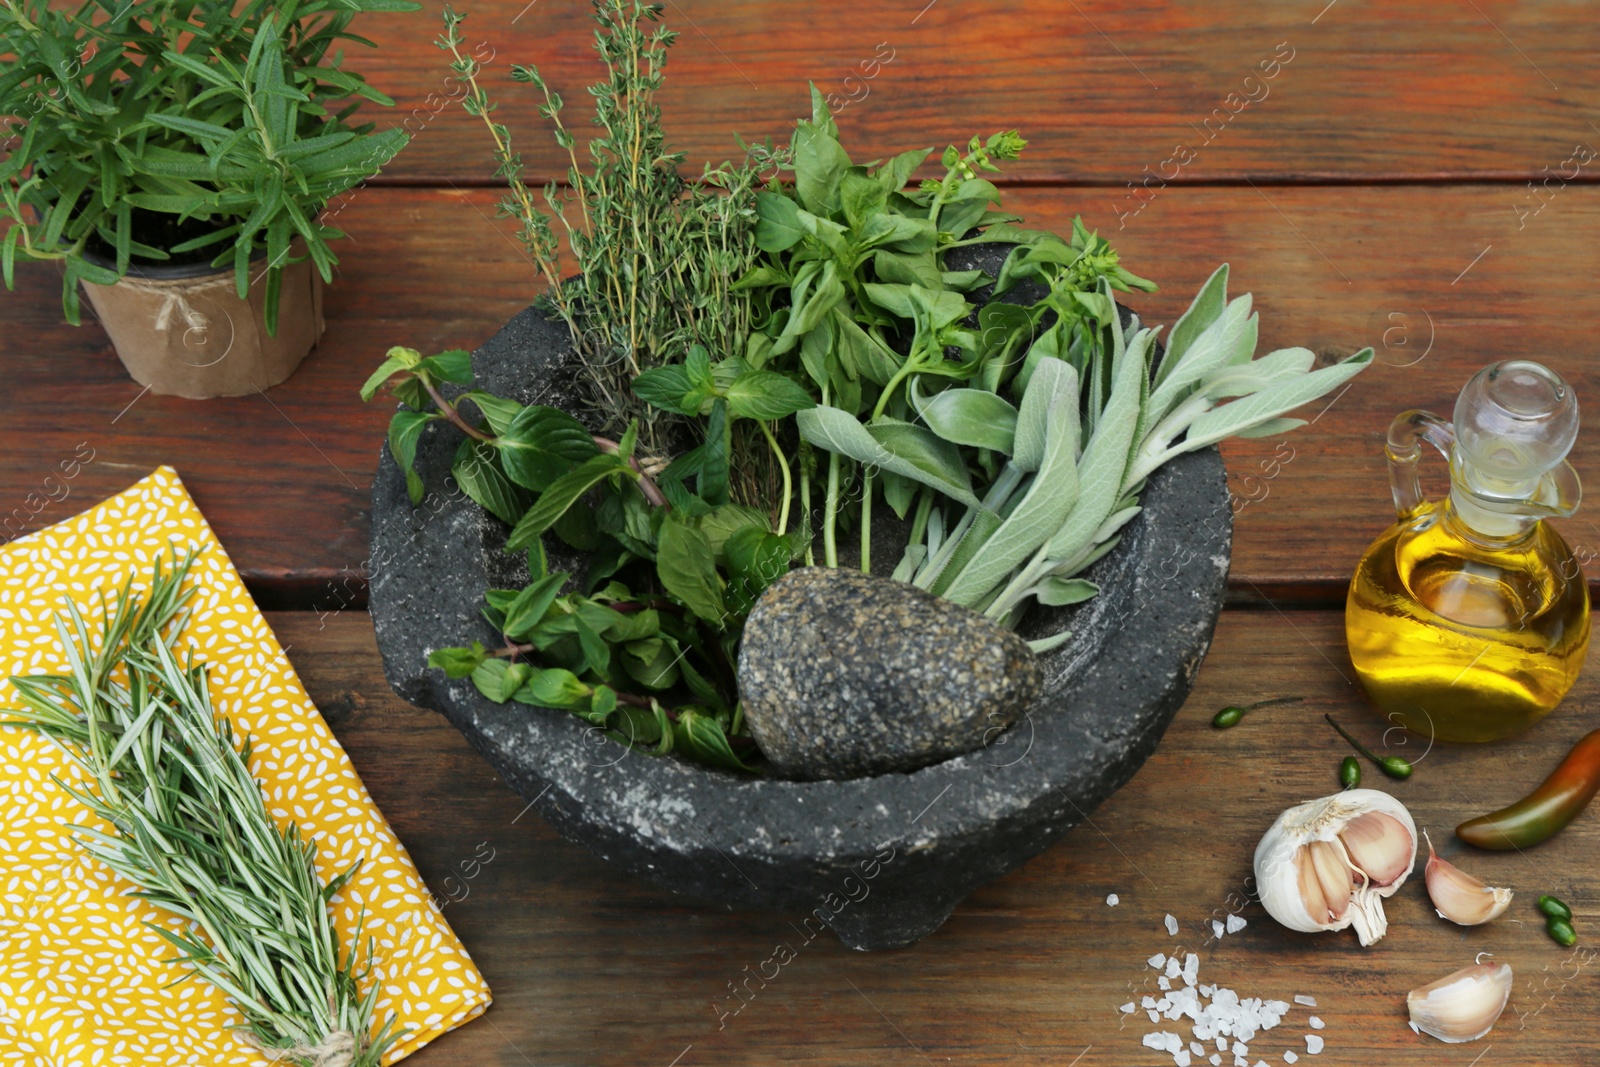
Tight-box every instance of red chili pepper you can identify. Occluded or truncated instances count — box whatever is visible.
[1457,729,1600,850]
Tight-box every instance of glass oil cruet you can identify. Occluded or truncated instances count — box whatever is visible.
[1347,360,1590,743]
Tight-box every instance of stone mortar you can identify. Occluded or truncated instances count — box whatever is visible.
[369,269,1233,951]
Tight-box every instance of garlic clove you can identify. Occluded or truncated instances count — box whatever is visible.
[1425,832,1513,926]
[1407,962,1512,1043]
[1305,840,1354,922]
[1339,811,1413,887]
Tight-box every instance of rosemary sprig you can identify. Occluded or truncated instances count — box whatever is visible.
[3,553,402,1067]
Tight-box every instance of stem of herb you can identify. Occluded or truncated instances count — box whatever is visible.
[757,419,792,535]
[799,466,814,566]
[824,455,841,569]
[419,375,492,443]
[591,436,669,509]
[860,466,873,573]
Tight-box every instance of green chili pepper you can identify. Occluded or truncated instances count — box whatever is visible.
[1458,730,1600,850]
[1212,696,1303,729]
[1340,756,1361,789]
[1325,714,1413,779]
[1539,895,1573,922]
[1548,916,1578,947]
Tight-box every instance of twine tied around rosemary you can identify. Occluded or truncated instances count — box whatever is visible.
[244,1027,359,1067]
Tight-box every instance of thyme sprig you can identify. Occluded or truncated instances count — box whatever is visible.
[4,553,402,1067]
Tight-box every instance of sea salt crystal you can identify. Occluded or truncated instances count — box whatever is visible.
[1165,1033,1183,1053]
[1226,914,1248,934]
[1184,954,1200,984]
[1308,1016,1324,1030]
[1142,996,1158,1009]
[1120,1002,1136,1014]
[1166,914,1179,936]
[1232,1041,1248,1056]
[1167,957,1182,979]
[1284,1052,1298,1064]
[1212,919,1225,939]
[1216,1037,1227,1051]
[1209,1057,1220,1067]
[1143,1033,1169,1050]
[1149,1010,1160,1023]
[1306,1034,1324,1055]
[1191,1042,1206,1056]
[1174,1052,1192,1067]
[1294,995,1317,1007]
[1159,976,1172,991]
[1107,893,1120,906]
[1150,953,1168,969]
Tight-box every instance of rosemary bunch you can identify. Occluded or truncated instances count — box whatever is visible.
[4,554,401,1067]
[439,1,787,454]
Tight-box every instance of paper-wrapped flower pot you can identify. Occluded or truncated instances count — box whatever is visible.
[369,295,1233,951]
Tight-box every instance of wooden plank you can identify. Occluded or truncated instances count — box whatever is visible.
[353,0,1600,185]
[283,608,1600,1066]
[5,183,1599,605]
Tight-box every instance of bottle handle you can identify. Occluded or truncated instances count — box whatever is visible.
[1386,410,1455,519]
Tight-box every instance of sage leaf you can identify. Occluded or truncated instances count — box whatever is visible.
[796,407,981,508]
[1013,359,1079,472]
[913,387,1019,454]
[1033,577,1099,607]
[1158,263,1229,386]
[1180,348,1375,453]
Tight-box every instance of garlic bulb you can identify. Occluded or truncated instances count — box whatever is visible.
[1253,788,1417,945]
[1407,962,1512,1043]
[1425,831,1513,926]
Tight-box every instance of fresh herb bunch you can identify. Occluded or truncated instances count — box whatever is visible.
[363,344,813,771]
[0,0,417,330]
[368,81,1374,771]
[3,554,402,1066]
[440,2,789,454]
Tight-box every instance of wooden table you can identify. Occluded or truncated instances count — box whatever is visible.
[5,2,1599,1063]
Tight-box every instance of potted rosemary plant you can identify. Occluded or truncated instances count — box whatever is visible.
[0,0,417,398]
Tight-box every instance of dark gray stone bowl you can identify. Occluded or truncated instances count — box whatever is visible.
[369,307,1232,951]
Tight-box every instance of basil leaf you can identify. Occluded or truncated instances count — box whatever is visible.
[724,371,816,420]
[701,398,731,505]
[501,573,567,639]
[511,667,593,709]
[360,345,421,401]
[386,409,437,505]
[673,709,757,773]
[427,642,487,679]
[496,404,600,491]
[792,119,852,217]
[632,364,696,413]
[754,191,805,252]
[507,454,628,550]
[656,517,727,626]
[453,438,535,526]
[461,391,524,435]
[415,348,472,384]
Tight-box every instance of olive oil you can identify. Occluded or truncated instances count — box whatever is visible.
[1347,361,1590,743]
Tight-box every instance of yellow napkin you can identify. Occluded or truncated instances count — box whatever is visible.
[0,467,491,1065]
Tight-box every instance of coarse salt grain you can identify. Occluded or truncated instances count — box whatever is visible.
[1150,953,1167,969]
[1226,914,1248,934]
[1294,995,1316,1007]
[1212,919,1226,939]
[1120,1002,1136,1014]
[1306,1034,1324,1055]
[1107,893,1120,906]
[1284,1052,1298,1064]
[1308,1016,1323,1030]
[1165,914,1179,936]
[1209,1057,1221,1067]
[1159,976,1172,991]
